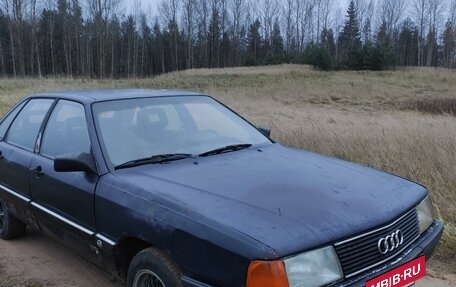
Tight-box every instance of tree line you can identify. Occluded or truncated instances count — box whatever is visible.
[0,0,456,78]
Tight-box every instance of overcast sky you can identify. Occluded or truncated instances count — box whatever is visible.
[122,0,352,18]
[124,0,160,15]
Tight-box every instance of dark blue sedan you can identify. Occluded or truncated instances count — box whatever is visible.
[0,90,443,287]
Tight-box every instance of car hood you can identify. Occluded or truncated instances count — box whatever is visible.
[114,143,427,257]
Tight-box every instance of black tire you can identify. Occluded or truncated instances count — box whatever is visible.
[127,247,183,287]
[0,198,26,240]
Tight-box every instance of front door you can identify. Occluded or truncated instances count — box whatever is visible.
[28,100,99,261]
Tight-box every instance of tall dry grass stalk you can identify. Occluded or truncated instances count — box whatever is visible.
[0,65,455,269]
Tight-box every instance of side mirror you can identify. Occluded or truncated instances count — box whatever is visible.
[257,126,271,138]
[54,153,97,174]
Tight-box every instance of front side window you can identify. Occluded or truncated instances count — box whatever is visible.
[93,96,271,166]
[0,100,27,140]
[6,99,54,151]
[40,100,90,158]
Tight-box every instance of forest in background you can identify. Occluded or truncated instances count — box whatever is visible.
[1,0,456,78]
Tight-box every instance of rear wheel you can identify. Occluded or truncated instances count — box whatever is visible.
[0,198,26,240]
[127,247,183,287]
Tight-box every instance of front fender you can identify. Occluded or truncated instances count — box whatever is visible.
[94,173,273,286]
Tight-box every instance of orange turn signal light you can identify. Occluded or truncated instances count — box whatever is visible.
[246,260,289,287]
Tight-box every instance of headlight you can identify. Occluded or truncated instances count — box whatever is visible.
[416,195,435,234]
[284,246,343,287]
[246,246,343,287]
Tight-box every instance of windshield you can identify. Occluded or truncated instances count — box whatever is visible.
[92,96,271,167]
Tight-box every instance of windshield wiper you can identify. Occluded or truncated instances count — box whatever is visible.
[198,144,252,157]
[115,153,193,170]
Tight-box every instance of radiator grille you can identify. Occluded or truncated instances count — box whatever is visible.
[334,209,420,277]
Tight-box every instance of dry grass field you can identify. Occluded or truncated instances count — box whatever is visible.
[0,65,455,278]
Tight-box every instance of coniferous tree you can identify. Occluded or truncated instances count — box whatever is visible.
[167,19,180,71]
[69,0,84,76]
[121,15,136,76]
[152,20,165,74]
[302,43,331,70]
[377,21,390,49]
[321,28,336,61]
[372,20,397,69]
[208,4,220,68]
[338,0,362,68]
[220,31,231,67]
[38,9,58,75]
[57,0,71,75]
[239,25,247,65]
[0,10,10,76]
[398,19,418,66]
[267,18,285,64]
[108,15,121,78]
[443,21,456,68]
[362,18,372,44]
[246,19,262,65]
[425,28,438,67]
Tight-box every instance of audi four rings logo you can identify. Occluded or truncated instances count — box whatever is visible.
[377,230,404,254]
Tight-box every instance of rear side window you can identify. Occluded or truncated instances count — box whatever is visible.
[40,100,90,158]
[5,99,54,151]
[0,100,27,140]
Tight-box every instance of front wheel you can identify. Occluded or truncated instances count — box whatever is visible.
[0,198,26,240]
[127,247,183,287]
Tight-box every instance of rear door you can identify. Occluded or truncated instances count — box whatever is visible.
[0,98,54,222]
[29,99,99,261]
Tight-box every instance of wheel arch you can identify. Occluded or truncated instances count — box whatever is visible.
[112,236,153,278]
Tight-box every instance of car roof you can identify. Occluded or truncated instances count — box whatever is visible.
[29,89,205,103]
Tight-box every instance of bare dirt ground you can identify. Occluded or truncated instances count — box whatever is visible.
[0,231,122,287]
[0,231,454,287]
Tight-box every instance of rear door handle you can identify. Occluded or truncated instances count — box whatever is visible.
[30,166,44,177]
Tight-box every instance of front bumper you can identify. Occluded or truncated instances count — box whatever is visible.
[183,220,444,287]
[330,219,444,287]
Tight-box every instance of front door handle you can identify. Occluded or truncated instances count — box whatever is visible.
[30,166,44,177]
